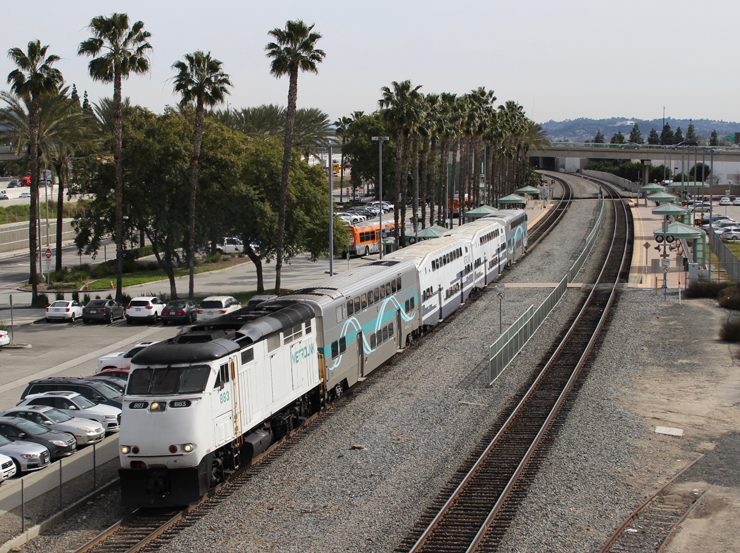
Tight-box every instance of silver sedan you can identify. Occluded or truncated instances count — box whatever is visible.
[2,406,105,446]
[0,433,51,473]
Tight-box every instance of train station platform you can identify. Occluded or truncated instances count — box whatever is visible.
[629,201,693,290]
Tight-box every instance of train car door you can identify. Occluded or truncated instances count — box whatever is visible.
[356,330,365,378]
[396,310,402,349]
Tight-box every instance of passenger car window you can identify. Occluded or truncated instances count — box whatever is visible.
[347,300,354,316]
[331,341,339,358]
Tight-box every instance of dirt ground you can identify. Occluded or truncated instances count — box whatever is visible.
[617,298,740,552]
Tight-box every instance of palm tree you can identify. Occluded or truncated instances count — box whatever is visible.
[92,96,131,136]
[6,40,63,304]
[265,19,326,294]
[172,50,232,300]
[78,13,152,302]
[379,80,422,242]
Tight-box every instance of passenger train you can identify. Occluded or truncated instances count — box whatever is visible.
[118,210,528,507]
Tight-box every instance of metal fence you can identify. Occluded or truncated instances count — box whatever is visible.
[0,220,76,254]
[708,227,740,282]
[488,197,606,384]
[0,437,119,539]
[582,170,638,194]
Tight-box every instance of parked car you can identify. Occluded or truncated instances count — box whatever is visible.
[18,191,31,199]
[0,452,17,481]
[125,296,165,324]
[721,227,740,240]
[0,416,76,460]
[85,375,125,394]
[0,191,8,201]
[83,299,124,324]
[20,377,123,409]
[0,329,9,348]
[0,433,50,473]
[95,342,157,373]
[702,219,737,232]
[6,179,21,188]
[197,296,241,320]
[17,392,121,433]
[93,368,130,382]
[216,237,243,254]
[2,405,105,446]
[719,197,732,206]
[246,294,277,309]
[46,300,83,323]
[161,300,198,325]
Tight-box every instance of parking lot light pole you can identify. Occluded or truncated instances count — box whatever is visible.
[372,136,389,258]
[328,144,335,276]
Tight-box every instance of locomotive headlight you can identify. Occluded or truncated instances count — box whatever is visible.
[121,445,131,454]
[150,402,166,412]
[183,443,195,453]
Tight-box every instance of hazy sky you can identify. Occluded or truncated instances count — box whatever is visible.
[1,0,738,125]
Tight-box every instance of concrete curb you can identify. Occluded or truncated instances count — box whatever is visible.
[0,478,120,553]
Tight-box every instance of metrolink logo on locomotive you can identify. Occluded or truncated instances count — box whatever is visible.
[291,342,316,364]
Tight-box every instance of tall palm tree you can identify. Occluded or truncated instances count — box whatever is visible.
[293,107,331,160]
[78,13,152,302]
[92,96,131,136]
[265,19,325,294]
[6,40,63,304]
[379,80,422,242]
[437,92,457,228]
[172,50,232,300]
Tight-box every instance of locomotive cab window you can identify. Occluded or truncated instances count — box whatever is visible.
[305,319,312,334]
[128,365,211,395]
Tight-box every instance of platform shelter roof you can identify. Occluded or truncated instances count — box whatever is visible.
[647,191,677,203]
[652,203,688,216]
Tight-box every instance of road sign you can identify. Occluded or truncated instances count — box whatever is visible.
[663,266,669,274]
[45,248,52,259]
[726,136,734,141]
[497,292,504,300]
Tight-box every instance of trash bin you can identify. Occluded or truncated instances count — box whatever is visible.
[383,237,396,254]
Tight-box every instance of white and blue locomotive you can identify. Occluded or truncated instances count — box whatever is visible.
[118,211,526,507]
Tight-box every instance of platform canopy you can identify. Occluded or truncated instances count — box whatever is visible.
[464,205,498,222]
[647,191,677,203]
[516,185,540,195]
[653,221,704,239]
[663,181,710,189]
[652,203,688,215]
[498,193,527,205]
[641,183,666,193]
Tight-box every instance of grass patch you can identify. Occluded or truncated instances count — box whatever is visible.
[86,257,247,289]
[685,280,735,299]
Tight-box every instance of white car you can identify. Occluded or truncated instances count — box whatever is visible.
[96,341,159,373]
[197,296,241,320]
[19,191,31,199]
[125,296,165,324]
[216,237,243,254]
[733,198,740,206]
[0,329,9,348]
[17,392,122,433]
[719,197,731,206]
[0,452,17,481]
[46,300,83,322]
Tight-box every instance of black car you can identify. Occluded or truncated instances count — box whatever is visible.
[84,375,125,394]
[0,416,76,460]
[83,299,125,324]
[161,299,198,325]
[21,377,123,409]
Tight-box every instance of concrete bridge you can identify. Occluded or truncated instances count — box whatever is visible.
[526,142,740,162]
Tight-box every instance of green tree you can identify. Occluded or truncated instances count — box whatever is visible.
[628,123,643,144]
[342,112,394,197]
[212,104,285,138]
[78,13,152,302]
[689,163,710,181]
[710,129,719,146]
[660,123,674,145]
[674,127,684,144]
[172,50,232,299]
[686,121,697,143]
[6,40,63,304]
[81,91,92,115]
[265,19,326,294]
[593,129,605,143]
[648,128,660,144]
[292,107,331,160]
[333,115,352,203]
[610,131,625,144]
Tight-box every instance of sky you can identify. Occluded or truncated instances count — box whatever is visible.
[1,0,738,125]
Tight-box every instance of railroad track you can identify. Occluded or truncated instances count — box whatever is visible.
[527,175,572,249]
[397,181,632,553]
[69,181,576,553]
[600,455,708,553]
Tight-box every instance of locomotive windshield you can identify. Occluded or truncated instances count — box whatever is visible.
[127,365,211,395]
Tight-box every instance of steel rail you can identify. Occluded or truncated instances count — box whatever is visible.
[406,181,630,553]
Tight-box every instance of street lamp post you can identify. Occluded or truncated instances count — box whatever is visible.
[372,136,389,258]
[328,144,335,276]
